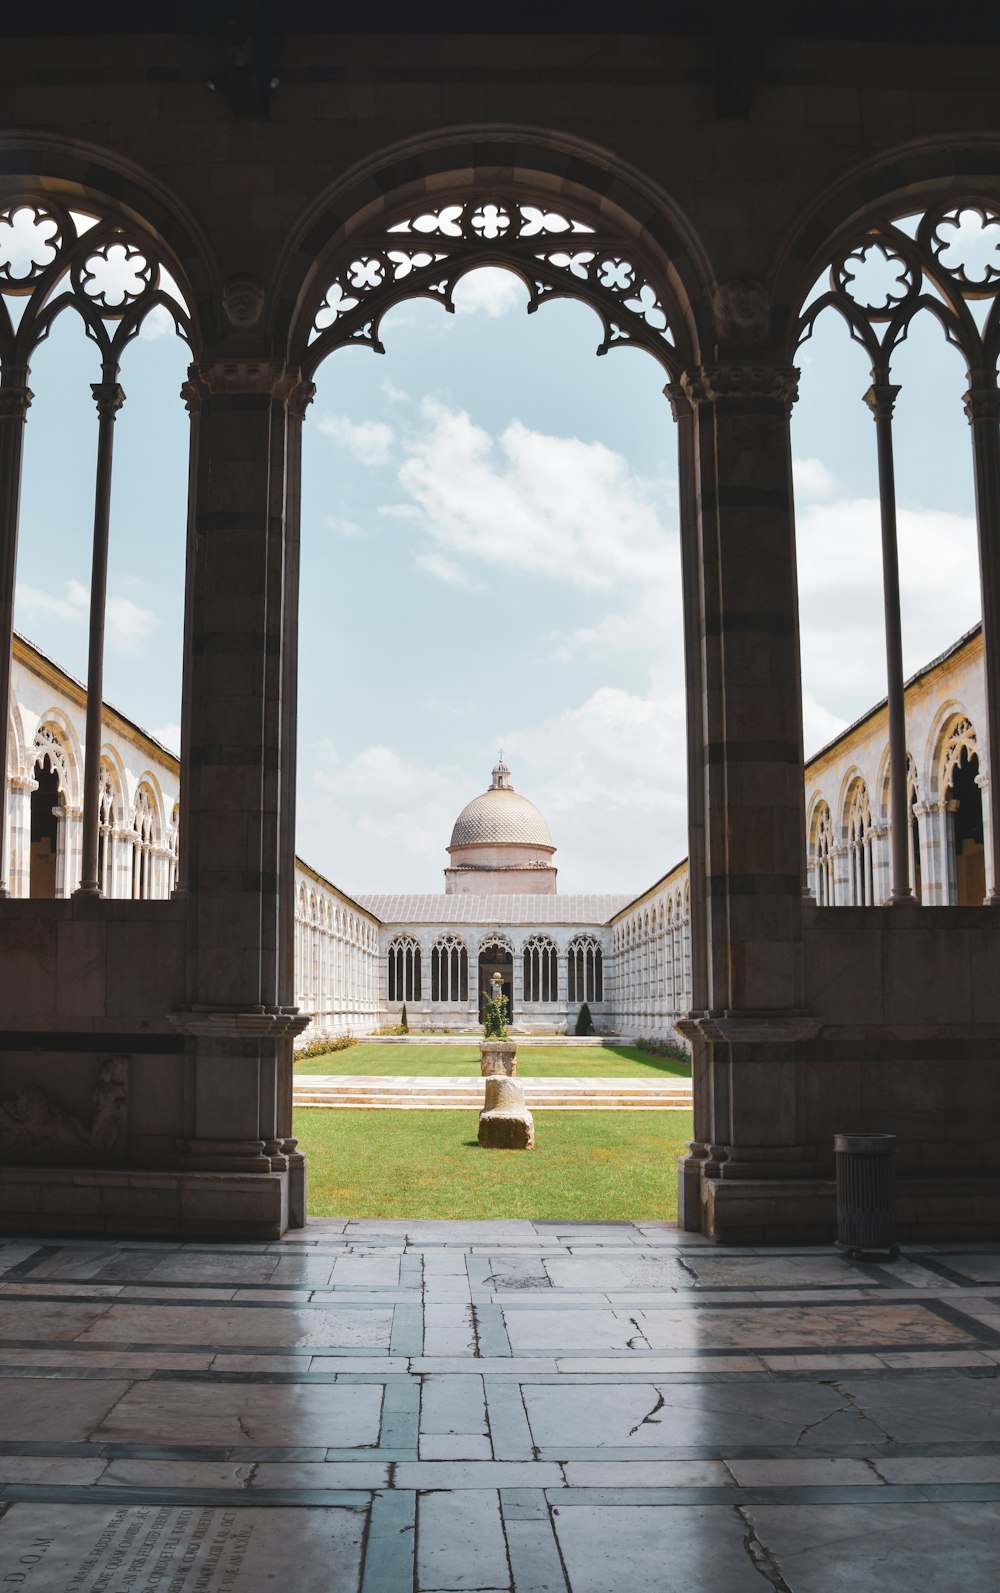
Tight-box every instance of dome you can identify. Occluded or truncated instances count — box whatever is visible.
[449,759,553,851]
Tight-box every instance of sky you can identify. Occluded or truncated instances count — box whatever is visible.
[10,254,984,898]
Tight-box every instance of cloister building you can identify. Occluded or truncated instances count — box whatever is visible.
[2,13,1000,1247]
[7,636,987,1061]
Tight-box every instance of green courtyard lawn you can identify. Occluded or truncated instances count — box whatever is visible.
[295,1107,693,1221]
[294,1042,690,1079]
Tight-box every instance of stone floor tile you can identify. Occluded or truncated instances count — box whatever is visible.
[551,1502,767,1592]
[633,1302,972,1351]
[419,1435,494,1459]
[725,1457,883,1486]
[423,1303,477,1355]
[421,1373,488,1435]
[561,1460,732,1487]
[0,1375,131,1440]
[503,1516,569,1593]
[94,1379,384,1448]
[75,1301,395,1349]
[743,1503,1000,1591]
[502,1308,648,1353]
[877,1456,1000,1483]
[417,1488,510,1590]
[0,1503,367,1592]
[522,1380,874,1450]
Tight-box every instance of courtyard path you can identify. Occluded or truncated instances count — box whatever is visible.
[293,1073,694,1109]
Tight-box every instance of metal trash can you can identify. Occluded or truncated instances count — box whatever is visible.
[834,1133,899,1260]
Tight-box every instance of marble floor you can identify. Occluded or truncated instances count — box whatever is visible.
[0,1224,998,1589]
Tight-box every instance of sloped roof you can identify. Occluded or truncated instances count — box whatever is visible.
[354,893,633,925]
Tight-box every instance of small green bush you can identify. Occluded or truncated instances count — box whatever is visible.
[574,1002,594,1036]
[635,1035,691,1064]
[482,990,509,1039]
[400,1003,409,1033]
[295,1033,357,1062]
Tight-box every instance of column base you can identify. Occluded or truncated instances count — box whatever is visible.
[176,1137,273,1173]
[0,1164,291,1239]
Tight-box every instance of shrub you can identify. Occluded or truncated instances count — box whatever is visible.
[295,1033,357,1062]
[400,1003,409,1033]
[482,990,509,1039]
[574,1002,594,1036]
[635,1035,691,1063]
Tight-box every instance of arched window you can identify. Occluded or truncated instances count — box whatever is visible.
[29,752,62,899]
[942,719,985,905]
[907,756,922,905]
[97,760,119,897]
[845,779,874,905]
[431,935,469,1002]
[388,935,421,1003]
[131,784,159,900]
[568,935,604,1003]
[522,935,558,1003]
[811,800,835,905]
[0,199,196,901]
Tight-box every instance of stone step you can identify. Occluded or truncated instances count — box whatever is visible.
[294,1074,693,1111]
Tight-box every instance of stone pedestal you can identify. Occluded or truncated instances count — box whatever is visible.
[480,1040,517,1077]
[479,1073,535,1151]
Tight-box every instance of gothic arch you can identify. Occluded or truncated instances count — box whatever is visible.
[772,136,1000,351]
[930,705,981,795]
[32,714,80,809]
[5,702,26,780]
[278,128,711,378]
[0,133,217,344]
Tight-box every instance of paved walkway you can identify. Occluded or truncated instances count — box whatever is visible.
[294,1074,694,1109]
[0,1222,996,1589]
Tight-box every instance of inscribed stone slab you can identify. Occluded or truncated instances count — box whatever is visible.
[0,1503,365,1592]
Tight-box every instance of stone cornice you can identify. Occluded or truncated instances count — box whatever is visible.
[181,360,315,414]
[682,362,799,406]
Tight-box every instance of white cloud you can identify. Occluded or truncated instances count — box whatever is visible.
[797,493,980,751]
[138,304,176,342]
[413,549,479,588]
[394,400,676,595]
[16,579,156,657]
[317,414,394,466]
[151,723,181,755]
[453,267,526,319]
[380,377,409,404]
[322,514,366,538]
[16,578,89,626]
[106,594,157,656]
[793,456,841,500]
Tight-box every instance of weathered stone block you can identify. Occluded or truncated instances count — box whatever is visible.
[478,1074,534,1151]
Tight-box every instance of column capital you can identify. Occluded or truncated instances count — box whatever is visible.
[90,381,125,418]
[181,359,315,415]
[680,362,799,407]
[0,383,33,420]
[963,376,1000,424]
[664,381,693,422]
[863,382,901,421]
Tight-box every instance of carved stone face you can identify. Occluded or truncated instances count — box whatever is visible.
[715,277,769,343]
[222,275,265,330]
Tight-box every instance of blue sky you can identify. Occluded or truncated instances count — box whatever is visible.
[12,263,983,896]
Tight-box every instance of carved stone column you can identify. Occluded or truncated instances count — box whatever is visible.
[5,773,35,898]
[171,359,312,1190]
[679,354,821,1237]
[0,376,32,897]
[964,378,1000,903]
[976,772,993,900]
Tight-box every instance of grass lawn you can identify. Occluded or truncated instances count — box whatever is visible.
[294,1042,690,1079]
[295,1107,693,1220]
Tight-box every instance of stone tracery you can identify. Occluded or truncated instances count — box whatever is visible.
[307,194,681,374]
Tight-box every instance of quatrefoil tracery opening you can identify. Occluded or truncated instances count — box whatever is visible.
[309,196,679,373]
[797,198,1000,371]
[0,196,194,363]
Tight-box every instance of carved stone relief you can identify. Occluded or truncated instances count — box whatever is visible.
[0,1058,127,1160]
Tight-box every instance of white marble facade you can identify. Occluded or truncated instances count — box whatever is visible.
[4,628,988,1048]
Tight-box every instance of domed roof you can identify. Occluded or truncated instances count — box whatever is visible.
[449,759,554,851]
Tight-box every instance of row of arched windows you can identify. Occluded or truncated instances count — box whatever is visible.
[612,884,692,1017]
[385,933,605,1005]
[7,719,177,900]
[809,713,986,907]
[294,880,381,1031]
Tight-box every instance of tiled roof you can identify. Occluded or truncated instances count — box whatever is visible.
[354,893,634,925]
[450,787,553,849]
